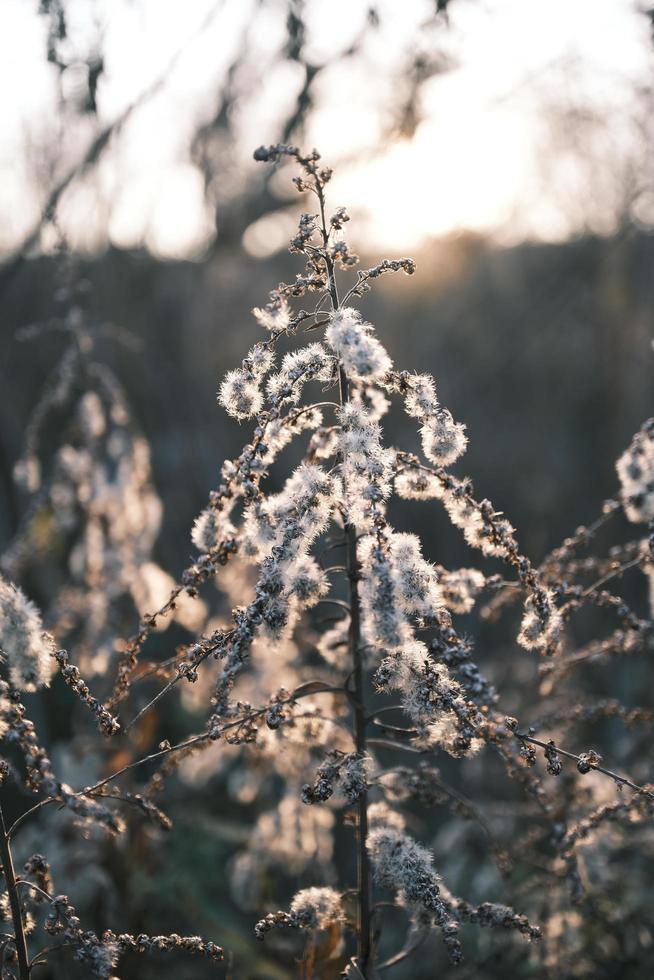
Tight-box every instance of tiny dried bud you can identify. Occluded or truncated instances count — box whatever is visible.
[544,740,562,776]
[577,750,602,774]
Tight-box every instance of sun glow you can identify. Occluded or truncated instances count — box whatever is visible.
[0,0,652,259]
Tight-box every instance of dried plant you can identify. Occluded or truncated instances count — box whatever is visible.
[0,145,652,978]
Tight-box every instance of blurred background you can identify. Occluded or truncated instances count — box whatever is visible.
[0,1,653,977]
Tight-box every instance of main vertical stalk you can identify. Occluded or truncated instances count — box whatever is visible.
[344,508,373,972]
[0,803,30,979]
[317,181,373,973]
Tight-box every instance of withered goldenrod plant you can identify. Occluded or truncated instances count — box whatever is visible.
[0,145,653,979]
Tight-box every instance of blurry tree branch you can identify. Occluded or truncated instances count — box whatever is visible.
[0,0,229,296]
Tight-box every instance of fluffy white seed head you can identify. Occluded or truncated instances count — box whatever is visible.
[389,533,443,618]
[191,507,236,553]
[258,408,323,468]
[289,887,343,929]
[375,641,481,756]
[470,516,517,558]
[375,640,431,695]
[0,577,55,691]
[403,374,439,418]
[395,465,443,500]
[420,411,468,467]
[326,308,392,381]
[441,489,489,556]
[426,715,483,757]
[252,298,291,333]
[247,343,275,379]
[367,819,451,923]
[359,535,412,651]
[266,344,334,406]
[218,369,263,420]
[337,403,394,529]
[282,555,328,608]
[517,589,563,652]
[241,463,338,563]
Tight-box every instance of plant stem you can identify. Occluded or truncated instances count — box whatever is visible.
[316,180,373,973]
[346,515,373,972]
[516,732,654,798]
[0,802,30,979]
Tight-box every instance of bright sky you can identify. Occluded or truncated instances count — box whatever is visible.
[0,0,652,259]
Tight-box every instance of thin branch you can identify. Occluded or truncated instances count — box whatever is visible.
[0,802,30,980]
[15,881,54,903]
[515,731,654,799]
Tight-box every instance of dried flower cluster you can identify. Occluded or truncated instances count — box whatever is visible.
[0,144,652,979]
[0,578,54,692]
